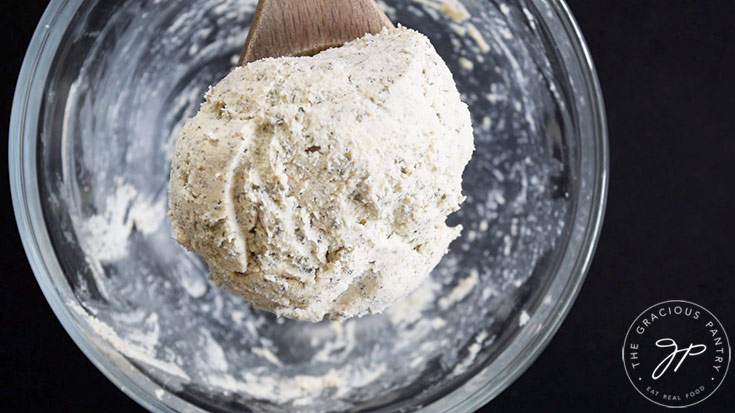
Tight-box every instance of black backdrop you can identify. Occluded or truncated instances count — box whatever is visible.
[2,1,733,411]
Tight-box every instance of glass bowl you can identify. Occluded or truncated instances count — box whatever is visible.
[10,0,607,411]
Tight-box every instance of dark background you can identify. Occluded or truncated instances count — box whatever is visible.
[2,0,733,411]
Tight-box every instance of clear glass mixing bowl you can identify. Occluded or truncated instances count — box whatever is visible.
[10,0,607,411]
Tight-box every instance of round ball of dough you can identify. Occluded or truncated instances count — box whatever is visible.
[169,27,474,321]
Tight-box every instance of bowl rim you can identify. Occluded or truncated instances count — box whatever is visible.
[426,0,608,411]
[9,0,608,412]
[9,1,197,411]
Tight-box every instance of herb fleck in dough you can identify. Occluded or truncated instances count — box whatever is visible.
[169,27,474,322]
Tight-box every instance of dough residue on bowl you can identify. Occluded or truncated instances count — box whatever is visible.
[53,0,572,409]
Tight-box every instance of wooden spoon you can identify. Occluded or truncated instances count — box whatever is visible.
[239,0,394,65]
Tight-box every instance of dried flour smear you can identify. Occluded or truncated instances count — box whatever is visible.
[169,27,474,321]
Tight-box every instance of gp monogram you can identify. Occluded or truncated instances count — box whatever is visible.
[622,300,730,408]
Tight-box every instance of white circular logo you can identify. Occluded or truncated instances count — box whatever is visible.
[622,300,730,408]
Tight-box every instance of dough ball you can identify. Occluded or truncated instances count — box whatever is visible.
[169,27,474,321]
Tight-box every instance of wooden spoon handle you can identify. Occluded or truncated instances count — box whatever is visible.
[239,0,393,65]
